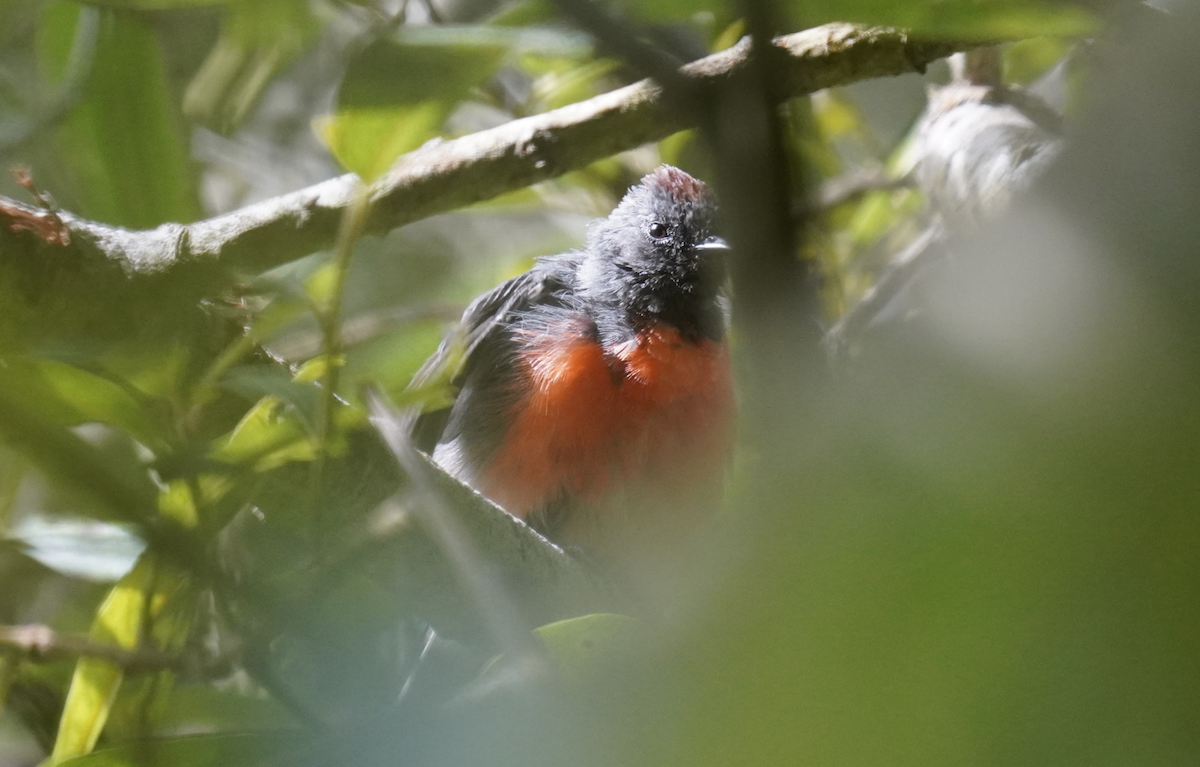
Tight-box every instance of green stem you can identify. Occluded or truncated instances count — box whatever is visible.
[310,183,373,547]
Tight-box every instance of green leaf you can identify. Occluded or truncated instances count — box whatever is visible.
[792,0,1098,39]
[50,555,195,763]
[211,395,329,471]
[183,0,320,133]
[394,23,590,58]
[619,0,725,23]
[76,0,226,8]
[622,0,1095,36]
[0,357,164,448]
[481,614,642,688]
[1004,36,1073,85]
[319,38,508,181]
[0,373,159,526]
[38,3,199,228]
[155,685,295,734]
[317,103,447,184]
[55,732,298,767]
[535,614,641,683]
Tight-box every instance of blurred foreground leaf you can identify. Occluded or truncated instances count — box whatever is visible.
[56,732,298,767]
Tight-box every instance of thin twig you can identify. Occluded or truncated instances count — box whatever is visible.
[801,167,915,217]
[0,624,180,673]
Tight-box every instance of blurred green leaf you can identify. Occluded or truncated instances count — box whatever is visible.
[813,90,867,141]
[212,396,314,470]
[80,0,227,7]
[220,365,321,430]
[845,188,920,248]
[394,23,590,58]
[620,0,1095,37]
[37,3,199,227]
[0,653,15,727]
[318,103,453,183]
[50,555,195,763]
[0,374,159,527]
[183,0,319,133]
[618,0,725,23]
[478,614,642,690]
[1004,36,1073,85]
[525,57,619,112]
[318,38,507,181]
[792,0,1097,38]
[55,732,298,767]
[156,685,294,734]
[535,614,641,685]
[488,0,557,27]
[1,357,165,448]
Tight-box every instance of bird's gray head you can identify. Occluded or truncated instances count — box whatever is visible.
[578,166,729,338]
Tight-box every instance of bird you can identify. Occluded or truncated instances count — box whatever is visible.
[412,166,736,567]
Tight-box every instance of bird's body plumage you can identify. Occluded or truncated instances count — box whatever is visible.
[415,166,734,558]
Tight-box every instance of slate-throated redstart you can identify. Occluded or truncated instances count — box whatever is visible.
[414,166,735,562]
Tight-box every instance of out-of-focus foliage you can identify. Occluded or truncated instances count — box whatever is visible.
[1,1,1196,767]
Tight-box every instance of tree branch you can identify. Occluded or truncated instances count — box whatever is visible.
[0,623,180,673]
[0,24,974,278]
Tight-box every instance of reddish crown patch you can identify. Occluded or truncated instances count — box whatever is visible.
[644,165,711,204]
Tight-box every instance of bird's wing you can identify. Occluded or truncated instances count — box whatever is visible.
[409,258,575,451]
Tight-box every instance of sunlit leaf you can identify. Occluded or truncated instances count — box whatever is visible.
[220,365,321,429]
[157,481,199,529]
[291,355,342,385]
[846,189,903,247]
[317,103,446,184]
[50,555,195,763]
[318,38,507,181]
[526,57,620,112]
[478,614,642,690]
[302,258,344,314]
[212,396,311,468]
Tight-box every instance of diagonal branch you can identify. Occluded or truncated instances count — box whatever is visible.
[0,24,977,279]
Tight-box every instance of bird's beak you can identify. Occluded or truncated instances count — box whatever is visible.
[694,236,731,255]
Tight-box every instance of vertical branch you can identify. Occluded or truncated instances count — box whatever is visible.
[705,0,822,444]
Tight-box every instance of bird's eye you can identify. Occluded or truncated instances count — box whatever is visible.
[648,222,669,239]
